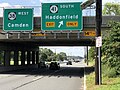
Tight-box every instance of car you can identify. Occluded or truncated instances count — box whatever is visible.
[49,62,60,70]
[75,60,80,63]
[38,61,48,68]
[66,61,72,65]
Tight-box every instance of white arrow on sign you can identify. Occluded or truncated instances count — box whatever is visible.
[58,21,63,28]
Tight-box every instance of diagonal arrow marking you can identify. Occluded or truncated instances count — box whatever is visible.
[58,21,63,28]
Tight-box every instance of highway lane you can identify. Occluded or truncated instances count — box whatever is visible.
[0,62,85,90]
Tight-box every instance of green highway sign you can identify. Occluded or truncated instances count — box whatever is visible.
[42,2,83,31]
[3,8,33,31]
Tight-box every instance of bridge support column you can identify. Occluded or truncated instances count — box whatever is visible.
[4,50,10,66]
[32,51,35,64]
[27,51,30,65]
[36,51,39,64]
[21,51,25,66]
[14,51,18,66]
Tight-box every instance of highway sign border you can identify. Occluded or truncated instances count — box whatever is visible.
[3,8,34,32]
[41,2,83,31]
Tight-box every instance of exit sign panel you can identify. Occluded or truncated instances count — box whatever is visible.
[3,8,33,31]
[42,2,83,31]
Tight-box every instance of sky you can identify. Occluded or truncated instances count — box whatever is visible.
[0,0,119,16]
[0,0,119,57]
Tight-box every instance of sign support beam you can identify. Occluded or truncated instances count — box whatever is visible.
[81,0,95,9]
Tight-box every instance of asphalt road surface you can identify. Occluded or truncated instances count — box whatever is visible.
[0,62,85,90]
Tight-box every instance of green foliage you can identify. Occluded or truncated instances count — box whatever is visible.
[39,48,53,61]
[40,53,48,61]
[58,52,67,61]
[103,3,120,15]
[102,65,117,78]
[87,71,120,90]
[102,21,120,75]
[39,48,67,62]
[88,47,95,61]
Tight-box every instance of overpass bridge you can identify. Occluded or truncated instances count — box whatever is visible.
[0,16,120,71]
[0,16,120,46]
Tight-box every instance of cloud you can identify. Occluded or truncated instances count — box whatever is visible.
[0,3,11,7]
[31,1,36,4]
[40,0,119,5]
[0,3,23,8]
[0,3,11,17]
[40,0,82,3]
[0,3,24,17]
[0,8,3,17]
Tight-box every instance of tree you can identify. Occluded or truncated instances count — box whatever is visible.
[88,47,95,61]
[102,2,120,76]
[57,52,67,61]
[103,3,120,15]
[39,48,54,61]
[39,48,67,62]
[40,53,48,61]
[102,21,120,75]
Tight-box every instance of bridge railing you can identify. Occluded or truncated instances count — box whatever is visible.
[0,30,96,40]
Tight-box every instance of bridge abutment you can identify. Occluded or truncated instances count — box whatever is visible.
[0,43,39,72]
[4,50,10,66]
[36,51,39,64]
[27,51,31,65]
[32,51,35,64]
[21,50,25,66]
[14,51,19,66]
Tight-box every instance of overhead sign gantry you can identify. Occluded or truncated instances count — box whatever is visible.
[41,2,82,31]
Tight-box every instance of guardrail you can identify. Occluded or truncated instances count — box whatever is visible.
[0,30,96,40]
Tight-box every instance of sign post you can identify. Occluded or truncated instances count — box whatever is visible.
[42,2,82,31]
[3,8,33,31]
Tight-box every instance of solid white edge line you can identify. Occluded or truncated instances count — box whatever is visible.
[84,66,86,90]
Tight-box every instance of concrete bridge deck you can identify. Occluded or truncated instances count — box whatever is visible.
[0,16,120,46]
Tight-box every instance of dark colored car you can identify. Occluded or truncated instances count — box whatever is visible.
[66,61,72,65]
[38,61,48,68]
[49,62,60,70]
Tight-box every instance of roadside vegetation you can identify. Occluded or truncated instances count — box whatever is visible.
[86,72,120,90]
[87,2,120,90]
[39,48,67,62]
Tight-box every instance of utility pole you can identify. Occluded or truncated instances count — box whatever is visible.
[81,0,102,85]
[84,47,87,63]
[84,46,89,65]
[86,46,88,65]
[95,0,102,85]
